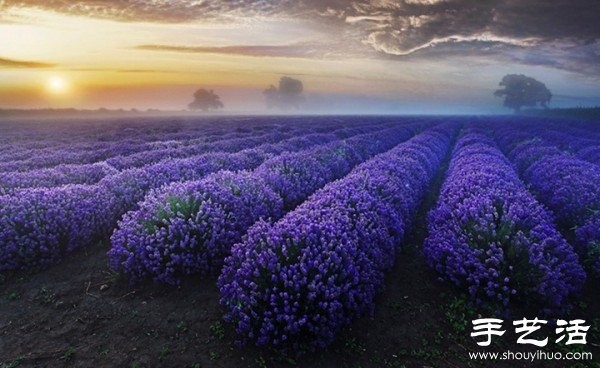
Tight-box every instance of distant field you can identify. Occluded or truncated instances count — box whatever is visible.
[522,107,600,121]
[0,116,598,368]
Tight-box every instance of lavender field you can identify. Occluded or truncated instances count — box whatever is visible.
[0,116,598,367]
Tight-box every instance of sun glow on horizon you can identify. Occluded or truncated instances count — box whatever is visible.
[46,76,70,95]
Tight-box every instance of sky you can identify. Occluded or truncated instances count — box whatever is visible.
[0,0,599,114]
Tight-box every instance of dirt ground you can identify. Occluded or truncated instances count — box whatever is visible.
[1,230,599,368]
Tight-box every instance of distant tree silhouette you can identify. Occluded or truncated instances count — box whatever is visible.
[188,89,223,111]
[494,74,551,112]
[263,76,305,110]
[263,85,279,109]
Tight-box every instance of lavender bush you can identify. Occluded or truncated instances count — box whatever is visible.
[0,162,117,195]
[109,126,417,283]
[0,122,396,272]
[576,214,600,275]
[0,185,117,271]
[424,130,585,315]
[523,156,600,224]
[109,171,283,284]
[218,124,455,354]
[495,130,600,277]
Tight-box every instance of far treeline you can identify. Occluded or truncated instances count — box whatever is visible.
[493,74,599,121]
[522,107,600,121]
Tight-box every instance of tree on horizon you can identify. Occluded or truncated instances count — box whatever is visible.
[263,76,305,110]
[188,89,224,112]
[494,74,552,112]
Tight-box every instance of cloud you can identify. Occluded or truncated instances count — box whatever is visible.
[336,0,599,76]
[364,32,541,56]
[135,43,326,58]
[501,41,600,80]
[0,56,55,68]
[3,0,598,42]
[0,0,287,23]
[341,0,599,50]
[2,0,599,77]
[5,1,597,45]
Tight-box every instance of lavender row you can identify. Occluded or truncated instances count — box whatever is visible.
[100,125,395,217]
[0,118,221,164]
[0,118,394,171]
[0,116,270,159]
[0,122,372,194]
[0,162,118,195]
[523,156,600,276]
[497,122,600,167]
[535,130,600,166]
[0,128,283,173]
[494,129,600,277]
[104,121,392,171]
[105,131,288,171]
[494,128,562,174]
[0,132,329,272]
[0,130,291,193]
[576,214,600,274]
[108,125,418,284]
[0,120,389,189]
[576,146,600,166]
[0,122,237,164]
[217,123,455,354]
[0,124,398,272]
[423,129,585,316]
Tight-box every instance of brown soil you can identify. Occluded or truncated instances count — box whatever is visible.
[0,233,598,368]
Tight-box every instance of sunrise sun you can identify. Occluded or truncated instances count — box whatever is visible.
[46,76,70,95]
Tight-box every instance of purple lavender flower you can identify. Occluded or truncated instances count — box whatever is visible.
[218,124,456,353]
[109,125,417,284]
[0,127,357,272]
[109,171,283,284]
[495,127,600,277]
[424,131,585,315]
